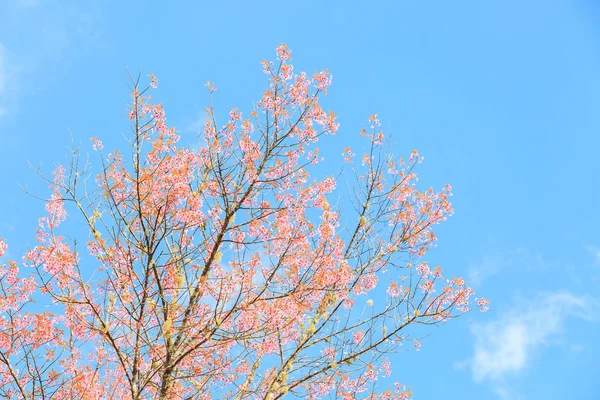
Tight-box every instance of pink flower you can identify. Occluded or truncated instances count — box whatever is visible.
[0,239,6,257]
[416,262,431,276]
[476,297,490,312]
[353,331,364,345]
[365,368,378,381]
[148,74,158,88]
[90,137,103,151]
[276,43,291,61]
[321,347,336,359]
[387,282,403,298]
[313,70,332,92]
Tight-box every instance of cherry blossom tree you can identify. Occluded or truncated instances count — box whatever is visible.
[0,44,487,399]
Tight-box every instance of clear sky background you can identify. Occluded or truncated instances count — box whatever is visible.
[1,1,599,399]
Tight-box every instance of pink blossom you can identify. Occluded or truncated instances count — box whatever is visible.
[276,43,291,61]
[353,331,365,345]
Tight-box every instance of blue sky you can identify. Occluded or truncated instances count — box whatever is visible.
[1,1,599,399]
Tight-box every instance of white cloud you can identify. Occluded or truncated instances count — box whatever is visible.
[585,244,600,265]
[492,386,522,400]
[0,43,7,119]
[468,254,502,287]
[461,291,598,397]
[467,247,548,287]
[0,44,6,93]
[10,0,40,8]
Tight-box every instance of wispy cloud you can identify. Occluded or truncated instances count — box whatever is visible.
[0,3,101,122]
[9,0,40,8]
[467,254,502,287]
[585,244,600,265]
[183,112,207,135]
[458,292,600,399]
[492,386,524,400]
[0,43,9,119]
[473,292,596,381]
[467,247,548,287]
[460,291,598,398]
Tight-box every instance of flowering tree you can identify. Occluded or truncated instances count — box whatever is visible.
[0,45,487,399]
